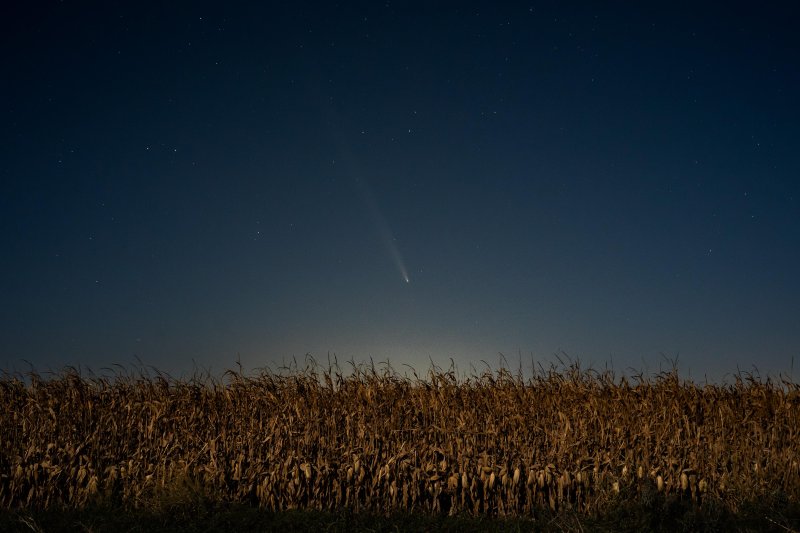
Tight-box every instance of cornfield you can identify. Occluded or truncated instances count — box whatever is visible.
[2,359,799,519]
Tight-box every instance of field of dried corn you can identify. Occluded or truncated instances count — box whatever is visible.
[1,360,799,521]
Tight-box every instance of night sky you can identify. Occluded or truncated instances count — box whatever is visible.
[2,2,798,381]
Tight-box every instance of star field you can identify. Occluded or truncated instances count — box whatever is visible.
[1,2,798,381]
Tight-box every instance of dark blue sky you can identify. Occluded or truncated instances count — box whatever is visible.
[2,2,798,380]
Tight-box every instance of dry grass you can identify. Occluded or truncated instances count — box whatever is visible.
[1,357,799,523]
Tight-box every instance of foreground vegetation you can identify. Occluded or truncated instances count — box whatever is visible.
[2,494,800,532]
[1,358,799,531]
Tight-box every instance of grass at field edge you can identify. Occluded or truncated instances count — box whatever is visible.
[2,496,799,533]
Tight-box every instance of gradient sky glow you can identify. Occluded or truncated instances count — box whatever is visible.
[2,2,798,381]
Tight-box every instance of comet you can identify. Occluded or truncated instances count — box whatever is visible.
[353,177,411,285]
[325,113,412,285]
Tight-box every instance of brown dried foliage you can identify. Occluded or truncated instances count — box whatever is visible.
[1,359,799,517]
